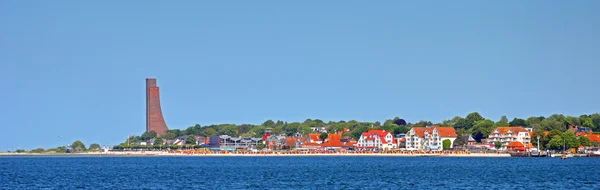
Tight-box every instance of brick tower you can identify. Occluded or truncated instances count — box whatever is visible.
[146,78,169,135]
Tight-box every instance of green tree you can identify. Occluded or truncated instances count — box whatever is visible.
[581,117,595,130]
[590,113,600,131]
[472,119,494,142]
[565,116,580,126]
[442,139,452,150]
[350,125,369,140]
[394,126,410,134]
[465,112,485,128]
[201,128,217,137]
[579,136,591,147]
[256,144,266,150]
[16,149,26,153]
[454,135,466,147]
[413,120,433,127]
[561,131,579,149]
[88,143,101,151]
[494,116,509,127]
[140,131,157,141]
[249,125,267,137]
[218,125,238,136]
[30,148,45,153]
[547,135,564,150]
[509,118,527,126]
[494,141,502,150]
[185,135,197,145]
[320,133,328,141]
[71,140,86,152]
[262,120,275,128]
[238,124,254,134]
[373,121,381,128]
[541,119,565,131]
[525,116,543,127]
[154,137,164,145]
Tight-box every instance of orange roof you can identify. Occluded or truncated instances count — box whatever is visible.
[578,145,584,149]
[412,127,433,137]
[507,141,524,147]
[412,126,456,137]
[525,143,534,149]
[492,126,529,135]
[321,134,344,147]
[345,142,357,146]
[587,134,600,142]
[399,138,405,143]
[362,130,393,144]
[436,127,457,137]
[576,132,589,137]
[309,134,321,141]
[286,137,299,147]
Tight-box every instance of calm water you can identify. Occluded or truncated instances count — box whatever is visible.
[1,156,599,189]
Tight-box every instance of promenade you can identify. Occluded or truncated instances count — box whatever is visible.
[0,151,511,157]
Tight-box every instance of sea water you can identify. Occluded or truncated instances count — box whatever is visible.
[1,156,599,189]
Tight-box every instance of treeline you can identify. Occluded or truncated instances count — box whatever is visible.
[131,118,414,143]
[11,140,102,153]
[129,113,600,145]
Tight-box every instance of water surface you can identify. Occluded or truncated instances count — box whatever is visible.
[1,156,599,189]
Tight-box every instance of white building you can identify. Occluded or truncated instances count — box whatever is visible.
[488,127,531,150]
[355,130,396,150]
[405,126,457,151]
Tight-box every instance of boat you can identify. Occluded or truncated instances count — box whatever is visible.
[560,139,568,159]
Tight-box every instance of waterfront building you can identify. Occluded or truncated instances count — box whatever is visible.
[405,126,457,151]
[487,126,531,150]
[464,135,476,145]
[265,135,287,149]
[355,130,396,150]
[207,135,262,151]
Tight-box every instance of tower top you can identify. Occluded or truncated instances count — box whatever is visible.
[146,78,157,88]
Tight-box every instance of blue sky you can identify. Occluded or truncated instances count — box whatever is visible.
[1,1,599,151]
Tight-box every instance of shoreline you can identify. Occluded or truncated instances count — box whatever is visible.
[0,152,512,157]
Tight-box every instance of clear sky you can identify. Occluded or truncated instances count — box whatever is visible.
[1,1,599,151]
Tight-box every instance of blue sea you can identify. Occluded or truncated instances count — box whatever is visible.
[1,156,599,189]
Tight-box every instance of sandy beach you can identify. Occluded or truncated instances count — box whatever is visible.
[0,152,511,157]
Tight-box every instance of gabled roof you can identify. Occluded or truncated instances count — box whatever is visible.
[309,134,321,141]
[362,130,393,144]
[584,133,600,142]
[492,126,529,135]
[436,127,457,137]
[321,134,344,147]
[285,137,299,147]
[507,141,524,147]
[411,126,457,137]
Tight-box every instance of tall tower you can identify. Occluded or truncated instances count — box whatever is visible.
[146,78,169,135]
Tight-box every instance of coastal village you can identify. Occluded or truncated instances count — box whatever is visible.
[103,78,600,157]
[118,123,600,157]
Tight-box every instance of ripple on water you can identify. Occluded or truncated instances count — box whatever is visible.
[0,156,599,189]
